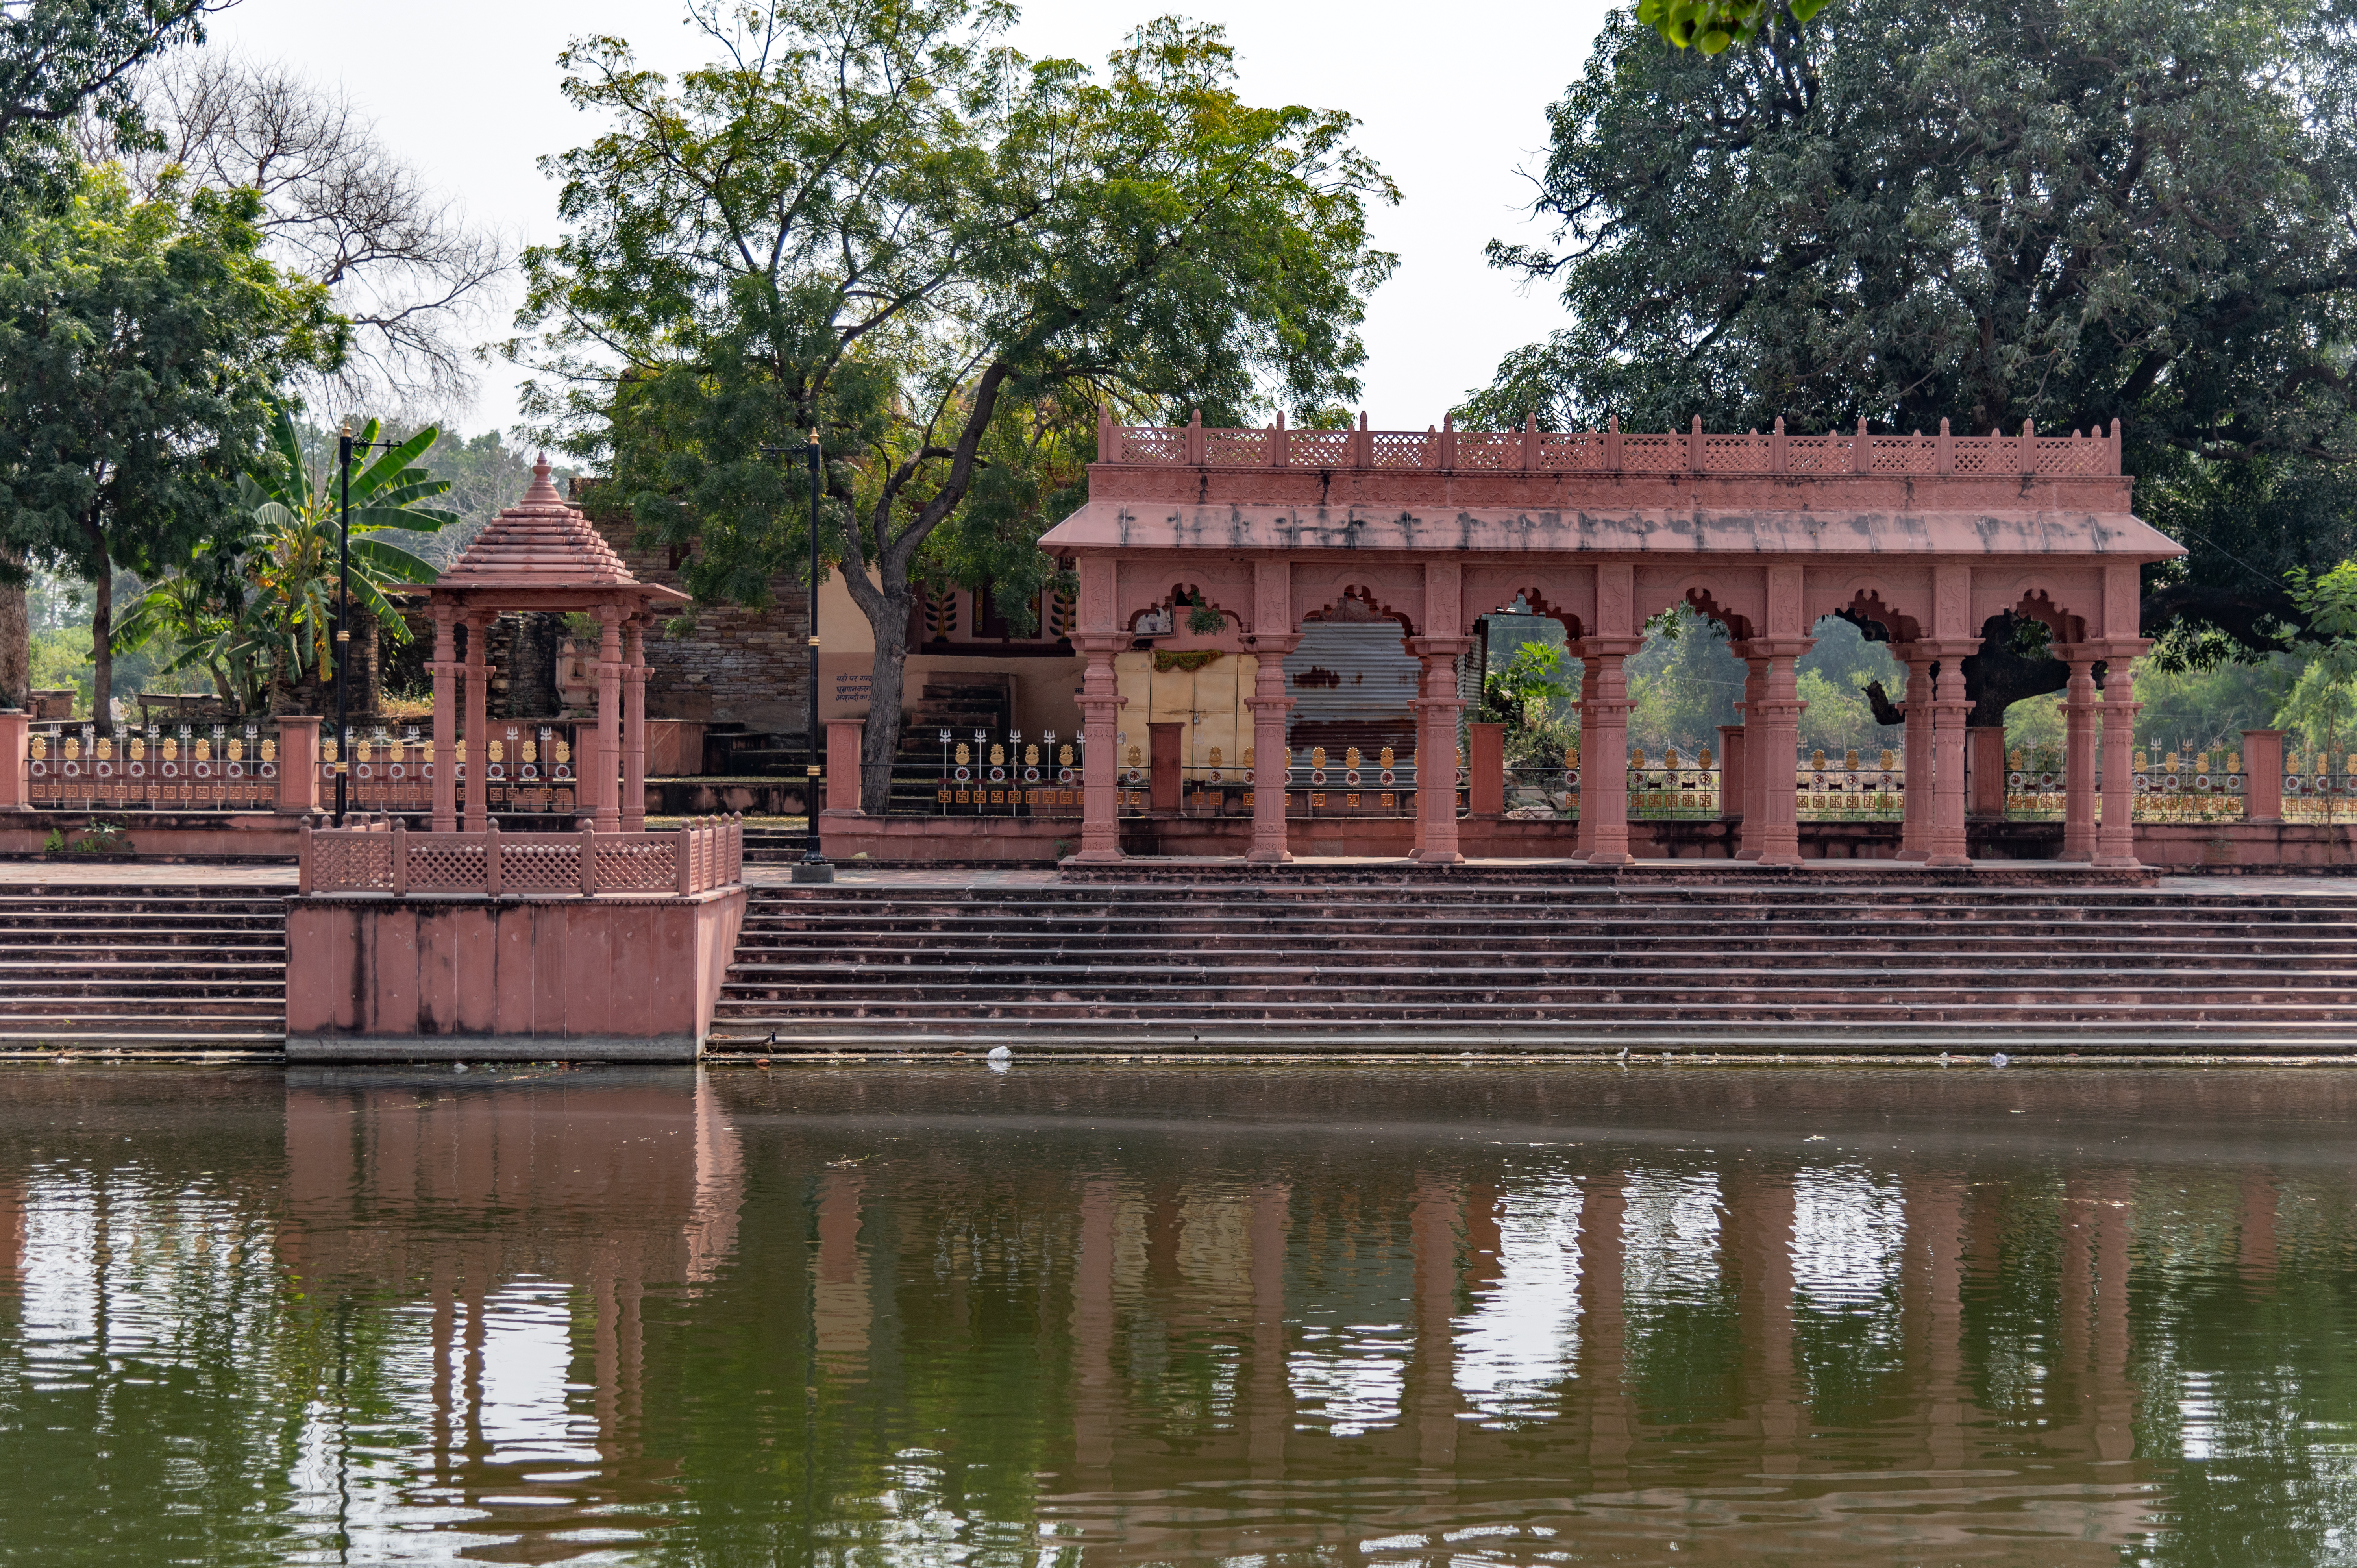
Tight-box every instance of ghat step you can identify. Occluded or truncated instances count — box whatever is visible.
[711,880,2357,1054]
[0,888,289,1047]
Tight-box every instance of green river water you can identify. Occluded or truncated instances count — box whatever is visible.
[2,1064,2354,1565]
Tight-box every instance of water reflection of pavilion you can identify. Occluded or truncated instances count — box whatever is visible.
[276,1069,744,1562]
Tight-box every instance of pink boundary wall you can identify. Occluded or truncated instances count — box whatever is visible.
[284,887,747,1061]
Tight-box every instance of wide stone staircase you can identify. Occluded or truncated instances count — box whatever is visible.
[711,878,2357,1055]
[0,884,290,1051]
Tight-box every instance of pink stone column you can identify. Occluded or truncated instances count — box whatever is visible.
[275,715,322,815]
[1926,645,1977,868]
[463,614,492,834]
[593,607,622,833]
[2061,650,2100,859]
[0,709,24,811]
[1468,722,1506,816]
[1967,727,2007,819]
[1579,638,1640,867]
[1408,636,1470,863]
[2094,643,2147,867]
[1073,634,1127,863]
[2243,729,2285,823]
[1750,638,1813,867]
[622,618,648,833]
[1896,650,1934,862]
[1571,654,1599,860]
[1716,723,1745,827]
[428,610,457,832]
[825,720,866,813]
[1243,635,1298,864]
[1733,644,1770,860]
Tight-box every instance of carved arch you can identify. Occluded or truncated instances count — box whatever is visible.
[1298,583,1417,636]
[1633,565,1766,641]
[1124,580,1242,636]
[1969,570,2099,643]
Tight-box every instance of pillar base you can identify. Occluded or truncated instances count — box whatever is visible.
[1893,848,1930,863]
[1410,849,1465,865]
[1069,848,1125,864]
[1734,849,1763,863]
[1584,851,1634,867]
[1924,852,1973,869]
[1245,847,1293,865]
[789,862,836,884]
[2090,854,2141,869]
[1756,853,1805,868]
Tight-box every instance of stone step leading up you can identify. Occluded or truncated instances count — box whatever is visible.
[710,879,2357,1055]
[0,889,289,1048]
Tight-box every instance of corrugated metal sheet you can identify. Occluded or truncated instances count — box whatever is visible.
[1282,623,1420,725]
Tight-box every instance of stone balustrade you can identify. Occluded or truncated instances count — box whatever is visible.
[300,815,744,897]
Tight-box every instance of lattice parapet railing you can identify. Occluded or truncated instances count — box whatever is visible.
[300,815,744,896]
[1103,411,2121,478]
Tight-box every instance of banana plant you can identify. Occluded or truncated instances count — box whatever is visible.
[113,408,455,706]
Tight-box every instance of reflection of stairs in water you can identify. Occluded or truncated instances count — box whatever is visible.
[0,885,288,1048]
[712,879,2357,1054]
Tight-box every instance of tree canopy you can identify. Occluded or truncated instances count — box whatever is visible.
[1463,0,2357,661]
[0,0,223,209]
[511,0,1396,801]
[0,163,344,721]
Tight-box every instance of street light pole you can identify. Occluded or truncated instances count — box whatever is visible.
[798,434,833,882]
[333,422,352,825]
[760,436,834,884]
[331,422,400,828]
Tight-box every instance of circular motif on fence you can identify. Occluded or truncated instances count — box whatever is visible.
[226,762,244,780]
[2195,773,2211,790]
[2037,772,2057,789]
[1023,766,1040,782]
[1123,767,1146,784]
[552,765,570,780]
[1563,769,1580,788]
[158,761,178,779]
[55,760,74,779]
[1378,769,1396,785]
[2227,773,2242,789]
[2009,771,2025,788]
[353,762,373,780]
[259,762,276,779]
[94,760,113,780]
[1343,769,1361,786]
[1057,767,1076,783]
[28,759,47,779]
[514,764,531,780]
[1309,769,1327,784]
[487,764,504,780]
[128,761,146,779]
[2287,775,2307,793]
[390,763,407,780]
[953,766,971,782]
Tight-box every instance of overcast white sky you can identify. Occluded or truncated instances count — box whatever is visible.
[209,0,1611,436]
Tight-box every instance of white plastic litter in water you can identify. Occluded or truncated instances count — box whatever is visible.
[986,1045,1012,1073]
[1990,1052,2010,1069]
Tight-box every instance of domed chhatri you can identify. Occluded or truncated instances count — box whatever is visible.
[425,455,686,835]
[438,455,635,588]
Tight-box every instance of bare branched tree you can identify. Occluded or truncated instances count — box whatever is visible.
[88,52,511,415]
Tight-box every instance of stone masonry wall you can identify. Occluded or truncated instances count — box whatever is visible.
[574,490,811,736]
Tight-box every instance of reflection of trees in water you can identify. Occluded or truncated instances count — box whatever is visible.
[9,1071,2357,1562]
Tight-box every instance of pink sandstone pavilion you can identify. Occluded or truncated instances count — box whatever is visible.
[283,460,744,1062]
[1036,410,2182,869]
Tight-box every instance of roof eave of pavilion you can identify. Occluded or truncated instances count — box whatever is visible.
[1039,500,2185,560]
[426,579,692,608]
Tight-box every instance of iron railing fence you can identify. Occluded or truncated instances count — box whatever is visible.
[927,728,1086,817]
[321,722,585,816]
[27,720,283,810]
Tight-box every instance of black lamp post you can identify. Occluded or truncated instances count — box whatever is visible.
[331,421,400,827]
[762,435,833,883]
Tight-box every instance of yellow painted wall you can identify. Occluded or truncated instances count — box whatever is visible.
[1111,651,1258,771]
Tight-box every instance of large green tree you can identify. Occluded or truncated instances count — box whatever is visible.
[0,164,344,724]
[511,0,1395,805]
[1465,0,2357,696]
[0,0,222,204]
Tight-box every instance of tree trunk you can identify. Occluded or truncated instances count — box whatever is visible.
[859,617,911,814]
[87,552,113,734]
[0,561,27,710]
